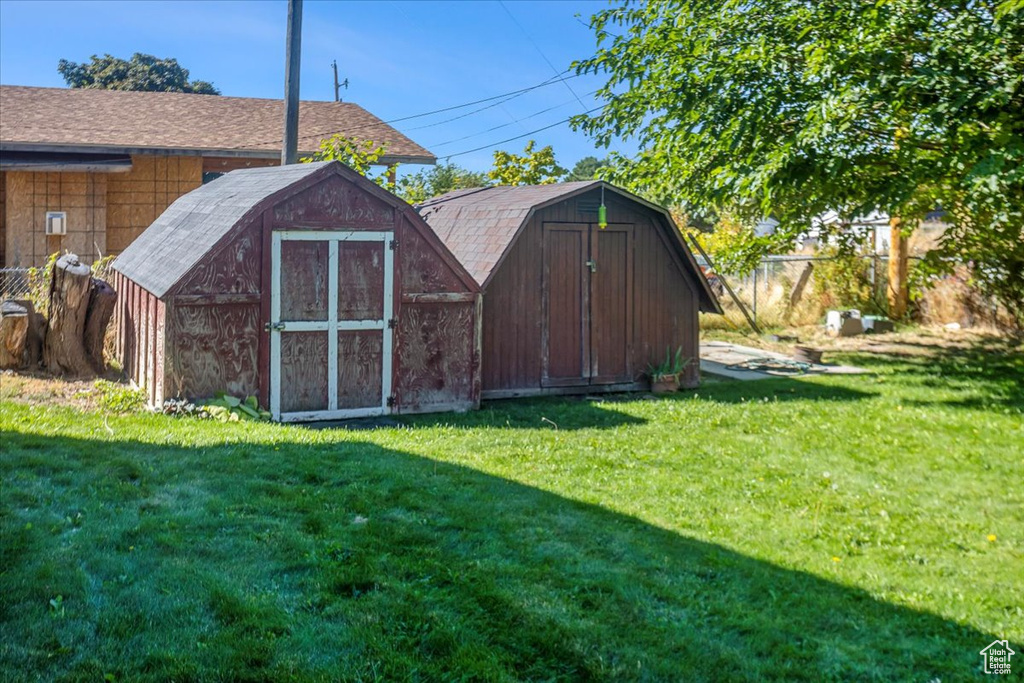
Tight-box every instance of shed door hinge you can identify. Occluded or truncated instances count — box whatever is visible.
[388,318,398,329]
[386,395,396,408]
[389,239,398,251]
[264,321,286,332]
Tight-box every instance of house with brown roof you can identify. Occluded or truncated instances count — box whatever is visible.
[0,85,434,267]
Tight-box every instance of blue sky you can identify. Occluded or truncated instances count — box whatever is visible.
[0,0,634,176]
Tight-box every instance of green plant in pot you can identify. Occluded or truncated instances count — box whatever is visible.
[647,346,690,394]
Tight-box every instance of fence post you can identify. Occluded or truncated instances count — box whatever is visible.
[752,267,758,323]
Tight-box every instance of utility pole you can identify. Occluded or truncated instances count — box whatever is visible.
[332,60,340,102]
[282,0,303,165]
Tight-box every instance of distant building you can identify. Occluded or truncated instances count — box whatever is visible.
[0,86,435,266]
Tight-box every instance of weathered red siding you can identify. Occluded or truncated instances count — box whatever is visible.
[113,165,480,416]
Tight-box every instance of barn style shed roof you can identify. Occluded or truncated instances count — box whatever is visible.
[417,181,723,313]
[114,163,327,297]
[114,161,480,300]
[0,86,434,165]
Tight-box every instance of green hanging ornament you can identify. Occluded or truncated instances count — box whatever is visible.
[598,185,608,229]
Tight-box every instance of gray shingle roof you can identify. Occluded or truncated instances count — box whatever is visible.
[417,181,722,313]
[113,162,331,297]
[417,182,598,285]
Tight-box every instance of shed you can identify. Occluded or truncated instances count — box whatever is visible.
[418,182,721,398]
[111,161,481,421]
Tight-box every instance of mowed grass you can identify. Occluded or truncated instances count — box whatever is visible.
[1,334,1021,681]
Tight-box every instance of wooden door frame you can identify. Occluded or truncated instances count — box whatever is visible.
[269,229,394,422]
[589,223,634,384]
[541,222,590,388]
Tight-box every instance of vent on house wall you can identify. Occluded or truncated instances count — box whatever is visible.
[45,211,67,235]
[577,200,600,214]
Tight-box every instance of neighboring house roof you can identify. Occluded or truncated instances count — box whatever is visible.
[417,181,723,313]
[113,161,477,299]
[0,85,434,165]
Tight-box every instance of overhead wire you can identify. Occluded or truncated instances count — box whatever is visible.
[497,0,588,110]
[428,90,598,148]
[244,71,582,148]
[442,105,602,159]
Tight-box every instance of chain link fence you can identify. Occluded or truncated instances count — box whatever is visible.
[0,268,32,300]
[698,253,904,330]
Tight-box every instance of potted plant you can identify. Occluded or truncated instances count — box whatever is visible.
[647,346,690,394]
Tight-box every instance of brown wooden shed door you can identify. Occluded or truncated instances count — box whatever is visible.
[542,223,633,388]
[270,230,394,421]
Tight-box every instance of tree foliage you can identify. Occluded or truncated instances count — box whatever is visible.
[574,1,1024,326]
[302,135,395,192]
[397,163,490,204]
[58,53,219,94]
[565,155,611,182]
[489,140,566,186]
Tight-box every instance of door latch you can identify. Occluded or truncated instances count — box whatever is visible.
[585,260,597,273]
[264,321,286,332]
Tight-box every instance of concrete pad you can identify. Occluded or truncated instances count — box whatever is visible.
[700,341,866,381]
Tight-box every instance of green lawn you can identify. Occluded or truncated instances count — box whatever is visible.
[1,333,1022,681]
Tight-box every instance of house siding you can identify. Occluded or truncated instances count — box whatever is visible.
[3,171,107,267]
[106,155,202,255]
[0,172,6,267]
[1,155,203,267]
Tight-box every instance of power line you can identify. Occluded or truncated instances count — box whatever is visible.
[443,105,602,159]
[386,71,577,125]
[245,70,581,149]
[400,75,584,133]
[498,0,589,111]
[429,90,598,148]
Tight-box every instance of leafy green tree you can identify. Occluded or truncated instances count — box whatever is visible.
[58,53,219,94]
[303,135,395,192]
[564,155,611,182]
[574,1,1024,326]
[398,162,490,204]
[489,140,566,186]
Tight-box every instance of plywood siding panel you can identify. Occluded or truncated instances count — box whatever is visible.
[337,330,383,409]
[273,176,394,227]
[178,221,262,295]
[280,240,329,321]
[338,241,384,320]
[0,172,6,266]
[279,331,329,412]
[396,302,476,411]
[106,155,202,255]
[2,171,107,266]
[169,303,261,399]
[400,218,466,294]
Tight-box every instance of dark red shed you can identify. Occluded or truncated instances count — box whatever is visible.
[418,182,721,398]
[111,161,481,420]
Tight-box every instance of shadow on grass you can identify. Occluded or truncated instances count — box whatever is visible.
[384,378,875,432]
[0,429,1000,682]
[309,397,650,432]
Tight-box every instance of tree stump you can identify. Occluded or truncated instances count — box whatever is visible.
[0,301,29,369]
[11,299,44,369]
[84,278,117,373]
[43,253,94,376]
